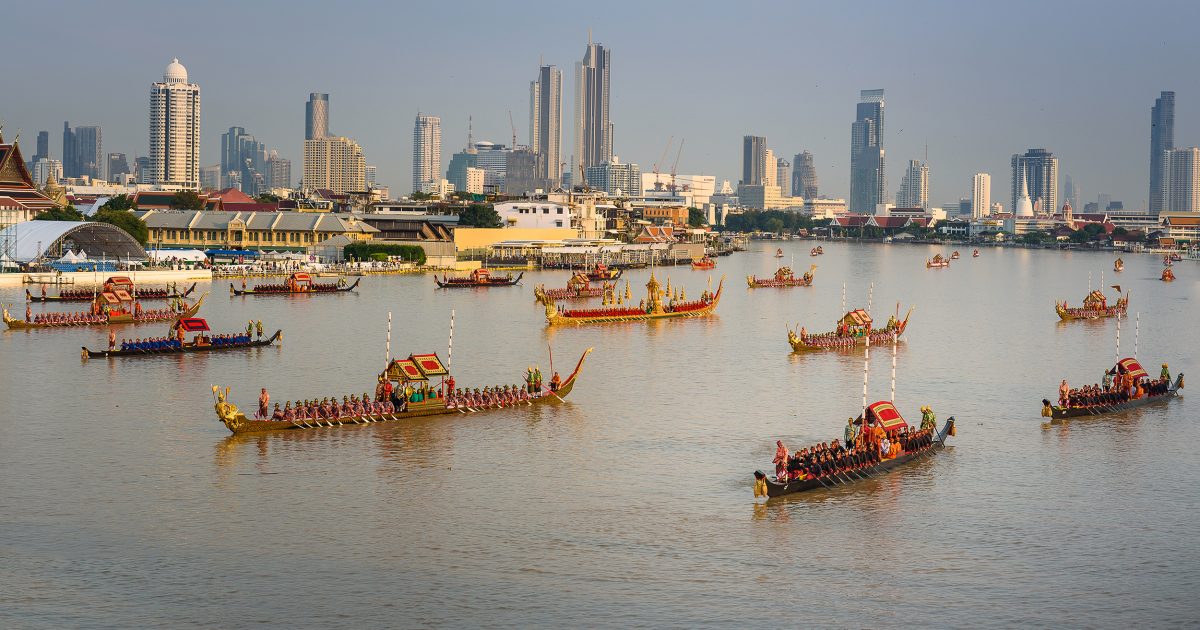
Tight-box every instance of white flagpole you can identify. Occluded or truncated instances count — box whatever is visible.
[862,334,871,418]
[1089,271,1092,293]
[867,282,875,313]
[1115,312,1121,362]
[891,333,897,403]
[1134,312,1139,359]
[447,309,455,370]
[841,282,846,314]
[386,311,392,364]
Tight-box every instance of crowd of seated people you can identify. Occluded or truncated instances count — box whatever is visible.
[1059,369,1172,409]
[209,333,254,347]
[119,337,183,352]
[33,311,105,325]
[271,393,397,421]
[133,306,181,321]
[772,425,936,483]
[447,384,531,409]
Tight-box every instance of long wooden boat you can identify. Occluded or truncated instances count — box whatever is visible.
[27,281,197,303]
[810,246,824,256]
[435,268,522,288]
[581,263,621,281]
[753,418,956,498]
[972,249,980,258]
[691,257,716,270]
[84,330,281,359]
[950,251,961,260]
[212,347,592,434]
[1055,289,1128,321]
[232,272,358,296]
[1161,267,1175,282]
[926,254,950,268]
[1113,257,1124,272]
[539,273,723,325]
[4,293,205,330]
[533,274,613,301]
[775,248,784,258]
[788,306,912,352]
[747,264,815,288]
[1042,359,1183,420]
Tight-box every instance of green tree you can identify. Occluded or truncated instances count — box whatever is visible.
[410,191,435,201]
[100,194,136,212]
[687,207,706,227]
[458,204,503,228]
[37,205,85,221]
[343,243,427,265]
[171,190,206,210]
[92,209,149,245]
[254,193,281,203]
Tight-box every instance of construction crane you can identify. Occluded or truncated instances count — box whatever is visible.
[651,136,674,191]
[507,110,517,148]
[668,138,685,193]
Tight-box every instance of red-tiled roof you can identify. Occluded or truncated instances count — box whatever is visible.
[210,188,255,203]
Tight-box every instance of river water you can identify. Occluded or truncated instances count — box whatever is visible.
[1,242,1196,628]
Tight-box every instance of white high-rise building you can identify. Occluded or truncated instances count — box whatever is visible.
[32,158,63,188]
[1161,147,1200,213]
[303,136,366,194]
[971,173,991,218]
[762,149,777,187]
[412,113,441,194]
[149,58,200,189]
[465,167,485,194]
[896,159,929,209]
[776,158,792,198]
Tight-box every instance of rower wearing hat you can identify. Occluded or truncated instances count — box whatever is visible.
[1161,363,1170,381]
[920,405,936,432]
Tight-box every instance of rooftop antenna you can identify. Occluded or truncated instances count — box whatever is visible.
[467,115,474,148]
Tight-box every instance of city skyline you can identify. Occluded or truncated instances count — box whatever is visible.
[3,1,1199,207]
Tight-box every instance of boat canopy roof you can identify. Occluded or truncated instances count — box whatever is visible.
[291,272,312,281]
[409,353,448,377]
[112,289,133,302]
[178,318,210,332]
[868,401,909,433]
[105,276,134,287]
[100,291,120,304]
[840,309,872,327]
[1115,358,1148,379]
[387,358,426,381]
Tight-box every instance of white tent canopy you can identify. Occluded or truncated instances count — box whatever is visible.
[148,249,207,262]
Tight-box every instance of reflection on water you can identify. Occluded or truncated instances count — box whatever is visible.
[0,243,1195,627]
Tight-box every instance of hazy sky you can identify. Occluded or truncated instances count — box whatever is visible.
[5,0,1198,209]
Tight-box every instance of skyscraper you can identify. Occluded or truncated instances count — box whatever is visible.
[530,64,562,185]
[1010,148,1058,216]
[107,153,130,181]
[793,151,818,199]
[896,159,929,209]
[1161,147,1200,213]
[32,130,49,169]
[303,136,365,194]
[1062,174,1081,210]
[74,126,102,180]
[1149,91,1175,214]
[776,158,791,197]
[61,122,77,178]
[742,136,766,186]
[412,113,441,194]
[267,152,291,190]
[584,157,640,197]
[971,173,991,218]
[306,93,329,140]
[850,89,886,213]
[573,36,612,175]
[149,58,201,189]
[221,126,268,194]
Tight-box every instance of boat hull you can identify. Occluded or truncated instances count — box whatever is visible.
[544,279,723,325]
[435,272,522,288]
[27,282,197,303]
[214,348,591,434]
[1043,375,1183,419]
[4,294,206,330]
[232,279,360,296]
[756,419,955,498]
[84,330,281,359]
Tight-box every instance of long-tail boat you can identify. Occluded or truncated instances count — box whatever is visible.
[82,317,281,359]
[747,264,816,288]
[4,293,205,330]
[787,306,913,352]
[753,402,956,499]
[691,256,716,270]
[1055,288,1128,321]
[926,253,950,268]
[27,277,197,302]
[1113,257,1124,272]
[533,273,612,301]
[1041,358,1183,420]
[212,347,592,434]
[582,263,621,281]
[232,272,358,296]
[1162,267,1176,282]
[538,272,723,325]
[435,268,522,288]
